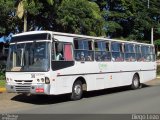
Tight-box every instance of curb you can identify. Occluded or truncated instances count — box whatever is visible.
[0,87,6,93]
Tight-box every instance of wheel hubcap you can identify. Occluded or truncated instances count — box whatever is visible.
[133,78,139,88]
[74,85,81,95]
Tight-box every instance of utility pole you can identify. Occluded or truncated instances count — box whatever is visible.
[148,0,153,44]
[24,10,27,32]
[151,28,154,45]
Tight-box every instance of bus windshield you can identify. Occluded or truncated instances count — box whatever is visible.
[6,42,50,72]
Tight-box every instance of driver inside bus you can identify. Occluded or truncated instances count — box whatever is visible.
[56,43,64,60]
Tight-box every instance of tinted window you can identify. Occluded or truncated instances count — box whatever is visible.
[52,42,73,61]
[111,42,121,52]
[141,46,151,61]
[135,45,141,61]
[74,39,94,61]
[149,46,155,61]
[111,42,124,62]
[11,33,51,43]
[124,44,136,62]
[95,41,111,61]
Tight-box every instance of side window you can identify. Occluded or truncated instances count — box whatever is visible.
[141,46,150,62]
[74,39,94,61]
[52,42,73,61]
[55,42,64,61]
[95,41,111,61]
[51,41,74,71]
[111,42,124,62]
[150,46,155,62]
[135,45,142,61]
[124,44,136,62]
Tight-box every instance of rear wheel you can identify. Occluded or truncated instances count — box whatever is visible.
[131,74,141,90]
[71,81,83,101]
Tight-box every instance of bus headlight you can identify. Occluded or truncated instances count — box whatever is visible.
[45,77,50,84]
[10,78,13,81]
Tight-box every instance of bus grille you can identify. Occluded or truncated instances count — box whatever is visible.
[14,80,32,93]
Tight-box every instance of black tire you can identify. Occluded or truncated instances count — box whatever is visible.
[131,74,141,90]
[71,81,83,101]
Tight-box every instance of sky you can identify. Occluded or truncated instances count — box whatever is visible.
[0,33,13,43]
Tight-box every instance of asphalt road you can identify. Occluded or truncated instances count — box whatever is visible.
[0,79,160,114]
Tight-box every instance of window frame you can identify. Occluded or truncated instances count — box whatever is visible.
[52,41,74,61]
[94,40,111,62]
[74,38,94,62]
[111,42,124,62]
[141,45,151,62]
[124,43,136,62]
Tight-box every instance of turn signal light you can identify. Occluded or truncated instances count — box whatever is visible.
[45,77,50,84]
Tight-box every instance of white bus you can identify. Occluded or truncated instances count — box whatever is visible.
[6,31,156,100]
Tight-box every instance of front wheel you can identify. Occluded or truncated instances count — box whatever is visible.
[71,81,83,101]
[131,74,141,90]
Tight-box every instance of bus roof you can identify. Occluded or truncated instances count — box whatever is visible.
[13,31,153,46]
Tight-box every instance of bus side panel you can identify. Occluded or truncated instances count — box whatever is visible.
[86,62,106,91]
[49,62,98,94]
[139,62,156,83]
[49,69,75,95]
[104,72,132,88]
[104,62,133,88]
[140,71,156,83]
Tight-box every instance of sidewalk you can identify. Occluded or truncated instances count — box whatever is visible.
[144,78,160,86]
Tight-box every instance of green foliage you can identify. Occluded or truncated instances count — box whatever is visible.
[90,0,107,11]
[46,0,54,5]
[102,0,160,41]
[154,39,160,45]
[56,0,105,36]
[0,71,5,81]
[105,21,122,33]
[0,0,160,42]
[23,0,43,15]
[157,65,160,76]
[0,0,15,35]
[0,80,5,87]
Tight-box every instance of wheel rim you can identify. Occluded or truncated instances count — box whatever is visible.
[133,77,139,88]
[74,84,81,96]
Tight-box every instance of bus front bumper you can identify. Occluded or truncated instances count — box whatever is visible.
[6,83,50,95]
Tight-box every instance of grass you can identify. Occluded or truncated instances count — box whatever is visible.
[157,65,160,76]
[0,80,5,87]
[0,72,5,87]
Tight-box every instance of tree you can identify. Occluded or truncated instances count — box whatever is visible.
[56,0,105,36]
[103,0,160,42]
[15,0,55,32]
[1,0,160,43]
[0,0,15,35]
